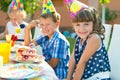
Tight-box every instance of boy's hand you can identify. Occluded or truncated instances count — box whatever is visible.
[28,20,40,29]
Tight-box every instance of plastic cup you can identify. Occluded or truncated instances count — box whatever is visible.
[0,43,11,64]
[0,56,3,67]
[6,34,11,43]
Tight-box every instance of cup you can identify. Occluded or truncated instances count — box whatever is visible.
[6,34,11,43]
[0,43,11,64]
[0,56,3,67]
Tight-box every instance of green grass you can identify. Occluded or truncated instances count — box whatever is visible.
[66,37,76,54]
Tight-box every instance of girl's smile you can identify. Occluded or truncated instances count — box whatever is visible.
[73,21,93,39]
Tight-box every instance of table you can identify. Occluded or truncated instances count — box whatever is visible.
[0,53,58,80]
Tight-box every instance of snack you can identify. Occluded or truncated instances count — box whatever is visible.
[16,46,36,61]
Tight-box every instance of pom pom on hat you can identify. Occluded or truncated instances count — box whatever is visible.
[42,0,56,14]
[64,0,88,19]
[9,0,24,10]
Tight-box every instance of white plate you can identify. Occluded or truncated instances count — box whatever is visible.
[11,44,21,53]
[12,55,45,63]
[0,63,43,79]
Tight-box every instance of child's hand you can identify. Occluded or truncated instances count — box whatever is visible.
[29,20,40,28]
[29,43,35,48]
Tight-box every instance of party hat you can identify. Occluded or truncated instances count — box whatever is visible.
[42,0,56,14]
[9,0,24,10]
[64,0,88,19]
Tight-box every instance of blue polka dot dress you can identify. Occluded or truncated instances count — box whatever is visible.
[74,37,111,80]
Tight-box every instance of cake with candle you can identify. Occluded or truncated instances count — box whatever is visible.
[16,46,36,61]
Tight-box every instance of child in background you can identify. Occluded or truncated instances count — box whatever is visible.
[0,0,28,41]
[67,7,111,80]
[24,0,70,79]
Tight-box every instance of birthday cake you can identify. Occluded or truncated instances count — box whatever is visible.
[16,46,36,61]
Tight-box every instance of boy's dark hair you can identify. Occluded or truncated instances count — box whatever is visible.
[73,7,105,39]
[40,12,61,23]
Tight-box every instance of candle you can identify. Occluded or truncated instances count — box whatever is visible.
[0,56,3,68]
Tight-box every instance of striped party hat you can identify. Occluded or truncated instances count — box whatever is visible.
[64,0,88,19]
[9,0,24,10]
[42,0,56,14]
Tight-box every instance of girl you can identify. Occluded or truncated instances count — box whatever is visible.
[0,8,28,41]
[67,7,111,80]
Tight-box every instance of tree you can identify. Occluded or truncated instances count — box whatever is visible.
[105,7,117,24]
[0,0,41,16]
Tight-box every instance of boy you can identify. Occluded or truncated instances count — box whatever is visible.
[24,12,70,79]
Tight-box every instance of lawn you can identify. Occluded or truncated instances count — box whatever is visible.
[66,37,76,54]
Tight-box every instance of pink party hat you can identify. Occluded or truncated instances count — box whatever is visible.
[9,0,24,10]
[64,0,88,19]
[42,0,56,14]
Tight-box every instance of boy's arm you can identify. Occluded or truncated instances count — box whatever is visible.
[24,24,32,46]
[24,20,39,46]
[47,58,59,68]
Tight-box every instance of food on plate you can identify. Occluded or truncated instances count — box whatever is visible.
[16,46,36,61]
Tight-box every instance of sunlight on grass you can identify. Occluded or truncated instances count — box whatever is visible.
[66,37,76,54]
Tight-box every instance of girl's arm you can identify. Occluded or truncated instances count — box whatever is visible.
[74,34,100,80]
[67,51,76,80]
[0,26,8,39]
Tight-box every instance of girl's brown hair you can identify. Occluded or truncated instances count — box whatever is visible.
[73,7,105,39]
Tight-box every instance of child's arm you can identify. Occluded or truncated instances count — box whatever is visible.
[67,52,76,80]
[74,34,100,80]
[24,20,39,46]
[47,58,59,68]
[0,26,8,39]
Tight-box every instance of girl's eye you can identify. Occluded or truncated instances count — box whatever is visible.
[74,23,80,26]
[76,24,80,26]
[84,23,89,25]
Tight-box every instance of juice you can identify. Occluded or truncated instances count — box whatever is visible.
[0,43,11,64]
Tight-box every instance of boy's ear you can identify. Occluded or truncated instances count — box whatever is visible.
[55,21,60,27]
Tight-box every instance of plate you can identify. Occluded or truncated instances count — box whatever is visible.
[0,63,43,79]
[12,55,45,63]
[11,44,21,53]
